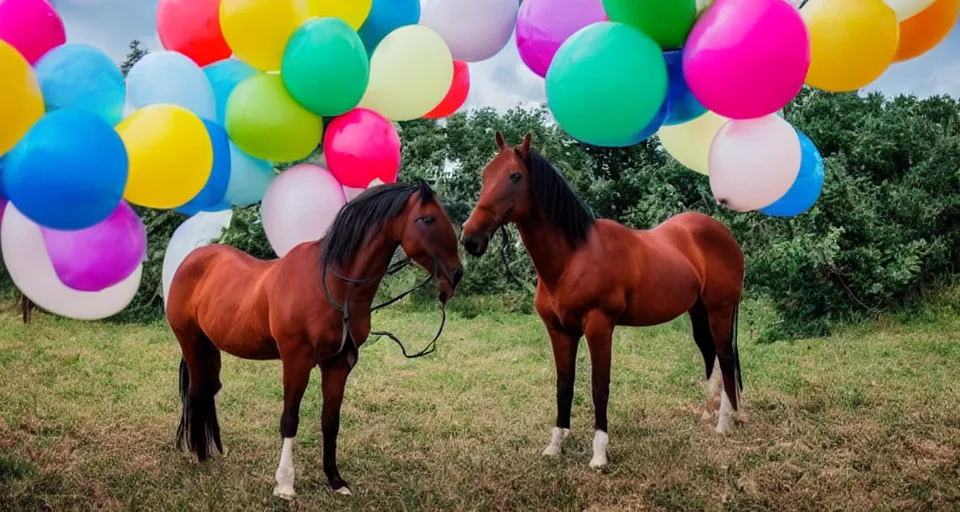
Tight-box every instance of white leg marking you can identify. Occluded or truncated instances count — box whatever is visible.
[273,437,296,500]
[715,388,732,434]
[542,426,570,456]
[703,359,723,420]
[589,430,608,469]
[335,487,352,496]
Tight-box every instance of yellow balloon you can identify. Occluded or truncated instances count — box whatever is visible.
[0,41,44,155]
[801,0,900,92]
[657,111,728,175]
[358,25,453,121]
[116,105,213,209]
[220,0,308,72]
[307,0,372,30]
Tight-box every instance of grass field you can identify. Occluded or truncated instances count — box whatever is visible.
[1,301,959,511]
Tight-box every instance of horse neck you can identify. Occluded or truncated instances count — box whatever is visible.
[514,207,578,289]
[325,234,399,310]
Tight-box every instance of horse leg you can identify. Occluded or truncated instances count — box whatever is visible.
[273,350,314,500]
[689,300,721,420]
[320,354,353,496]
[707,303,745,434]
[175,328,224,462]
[542,325,581,457]
[583,310,614,469]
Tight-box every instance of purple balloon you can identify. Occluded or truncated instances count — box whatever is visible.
[41,201,146,292]
[516,0,607,78]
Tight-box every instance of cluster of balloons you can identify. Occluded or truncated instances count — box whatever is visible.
[519,0,956,216]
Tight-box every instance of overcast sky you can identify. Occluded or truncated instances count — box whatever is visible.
[48,0,960,112]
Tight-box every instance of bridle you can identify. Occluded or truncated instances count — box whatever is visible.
[321,254,449,361]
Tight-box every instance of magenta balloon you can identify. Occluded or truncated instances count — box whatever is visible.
[40,201,146,292]
[324,108,400,189]
[516,0,607,77]
[682,0,810,120]
[0,0,66,64]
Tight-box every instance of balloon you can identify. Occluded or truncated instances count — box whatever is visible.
[324,108,400,188]
[358,25,453,121]
[34,43,125,126]
[802,0,900,92]
[3,109,128,230]
[759,129,825,217]
[41,201,145,292]
[515,0,606,78]
[282,17,369,117]
[883,0,937,20]
[224,143,275,207]
[157,0,232,66]
[419,0,518,62]
[0,0,65,64]
[893,0,959,62]
[0,40,43,155]
[2,204,142,321]
[219,0,307,72]
[261,164,346,257]
[203,58,258,126]
[126,51,217,120]
[657,110,728,175]
[546,22,668,147]
[162,210,233,306]
[176,120,232,215]
[225,74,323,162]
[633,102,668,143]
[307,0,372,30]
[343,178,384,202]
[357,0,420,53]
[424,60,470,119]
[683,0,810,120]
[116,104,213,209]
[662,49,705,126]
[602,0,696,49]
[708,115,802,212]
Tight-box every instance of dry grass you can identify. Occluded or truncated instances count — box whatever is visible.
[0,304,959,511]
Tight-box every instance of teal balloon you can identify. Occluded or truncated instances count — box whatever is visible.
[34,43,125,126]
[224,142,275,207]
[546,22,667,147]
[203,59,258,126]
[759,129,825,218]
[282,17,369,116]
[357,0,420,53]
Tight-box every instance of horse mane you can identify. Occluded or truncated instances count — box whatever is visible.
[320,179,435,267]
[517,147,596,247]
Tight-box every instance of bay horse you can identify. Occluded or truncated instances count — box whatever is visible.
[166,180,463,498]
[461,133,745,469]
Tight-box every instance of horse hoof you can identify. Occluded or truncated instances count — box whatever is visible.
[589,456,607,469]
[334,487,352,496]
[542,445,561,456]
[273,486,296,500]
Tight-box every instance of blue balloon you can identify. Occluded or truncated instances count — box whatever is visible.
[759,129,825,217]
[203,58,258,126]
[358,0,421,54]
[176,120,232,216]
[34,43,125,126]
[224,142,275,207]
[2,110,128,230]
[633,100,668,143]
[126,51,216,120]
[662,49,706,127]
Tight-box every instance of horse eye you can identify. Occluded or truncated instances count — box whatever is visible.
[509,172,522,183]
[417,216,436,225]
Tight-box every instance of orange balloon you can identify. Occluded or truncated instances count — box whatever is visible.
[894,0,959,62]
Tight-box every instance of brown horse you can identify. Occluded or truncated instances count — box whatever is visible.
[461,133,745,469]
[166,180,463,498]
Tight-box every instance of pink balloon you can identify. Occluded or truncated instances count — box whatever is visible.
[683,0,809,120]
[0,0,65,64]
[40,201,147,292]
[324,108,401,189]
[708,115,802,212]
[516,0,606,78]
[261,164,346,257]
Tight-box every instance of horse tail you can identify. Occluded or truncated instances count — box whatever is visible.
[176,335,223,462]
[732,302,743,393]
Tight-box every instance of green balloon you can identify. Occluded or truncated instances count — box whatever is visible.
[226,74,323,163]
[546,22,667,147]
[282,17,369,117]
[602,0,696,49]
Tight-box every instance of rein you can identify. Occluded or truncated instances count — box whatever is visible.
[321,256,446,360]
[499,226,537,294]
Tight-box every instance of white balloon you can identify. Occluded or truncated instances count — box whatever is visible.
[161,210,234,306]
[126,51,217,120]
[419,0,519,62]
[343,178,384,202]
[261,164,346,257]
[708,115,802,212]
[883,0,937,20]
[1,204,142,320]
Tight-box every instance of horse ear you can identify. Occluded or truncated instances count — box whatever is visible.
[495,131,506,150]
[520,132,532,159]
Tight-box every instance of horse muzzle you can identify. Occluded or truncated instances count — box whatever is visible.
[461,234,490,257]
